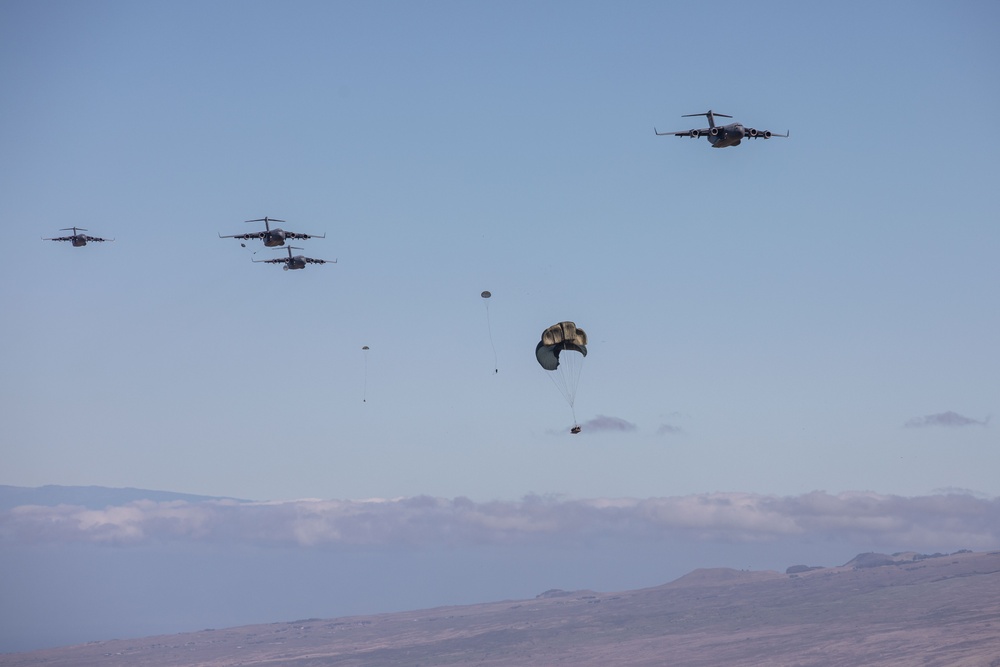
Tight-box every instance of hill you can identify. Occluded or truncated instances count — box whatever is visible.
[4,550,999,666]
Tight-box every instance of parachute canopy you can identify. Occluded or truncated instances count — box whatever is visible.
[535,321,587,371]
[481,290,491,299]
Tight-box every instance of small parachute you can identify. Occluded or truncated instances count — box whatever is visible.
[535,321,587,432]
[482,290,497,373]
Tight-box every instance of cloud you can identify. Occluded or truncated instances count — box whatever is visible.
[2,491,998,551]
[904,411,990,428]
[580,415,637,432]
[657,423,684,436]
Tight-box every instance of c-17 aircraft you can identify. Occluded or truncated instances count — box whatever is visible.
[655,110,788,148]
[219,216,325,247]
[253,245,336,271]
[43,227,114,246]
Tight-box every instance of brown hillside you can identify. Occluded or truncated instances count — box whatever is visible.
[4,550,1000,667]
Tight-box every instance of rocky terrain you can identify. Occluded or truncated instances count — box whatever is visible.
[3,550,1000,666]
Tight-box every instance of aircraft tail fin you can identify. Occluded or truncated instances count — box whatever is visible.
[682,110,732,129]
[245,217,285,231]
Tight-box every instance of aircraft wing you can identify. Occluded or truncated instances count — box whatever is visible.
[285,232,326,241]
[304,257,336,264]
[744,127,790,139]
[219,231,266,240]
[251,258,286,264]
[44,232,112,242]
[654,127,709,137]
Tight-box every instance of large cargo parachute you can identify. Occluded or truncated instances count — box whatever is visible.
[535,321,587,433]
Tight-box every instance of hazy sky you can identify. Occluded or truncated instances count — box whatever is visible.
[1,0,998,652]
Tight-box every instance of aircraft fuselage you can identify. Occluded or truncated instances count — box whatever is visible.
[263,230,288,247]
[71,236,87,247]
[708,123,746,148]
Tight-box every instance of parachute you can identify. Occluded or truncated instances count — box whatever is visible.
[482,290,497,373]
[535,321,587,432]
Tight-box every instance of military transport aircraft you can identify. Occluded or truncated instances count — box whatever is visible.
[43,227,114,246]
[655,110,788,148]
[252,246,336,271]
[219,216,325,247]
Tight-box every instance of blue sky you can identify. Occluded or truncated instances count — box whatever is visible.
[2,0,995,503]
[1,0,998,651]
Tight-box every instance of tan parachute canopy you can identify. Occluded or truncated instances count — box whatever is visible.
[535,321,587,371]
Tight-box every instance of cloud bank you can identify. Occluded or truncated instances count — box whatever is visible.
[3,491,998,550]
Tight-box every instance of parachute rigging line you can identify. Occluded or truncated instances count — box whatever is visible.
[362,345,370,402]
[544,342,582,427]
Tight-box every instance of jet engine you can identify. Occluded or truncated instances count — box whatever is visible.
[710,127,722,136]
[747,128,758,137]
[762,130,772,139]
[688,129,699,138]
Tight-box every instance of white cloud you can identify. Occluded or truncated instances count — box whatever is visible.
[3,492,998,550]
[580,415,638,432]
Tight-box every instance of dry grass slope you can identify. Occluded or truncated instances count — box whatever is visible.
[4,550,1000,667]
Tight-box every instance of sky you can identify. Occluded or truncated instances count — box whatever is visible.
[1,0,998,652]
